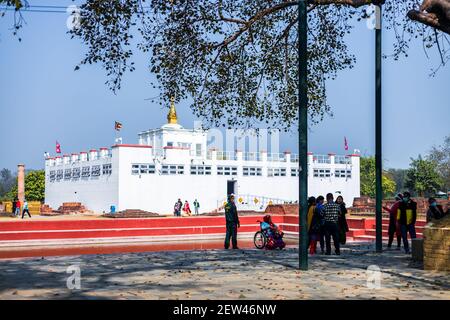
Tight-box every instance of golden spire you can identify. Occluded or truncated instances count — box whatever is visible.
[167,96,178,124]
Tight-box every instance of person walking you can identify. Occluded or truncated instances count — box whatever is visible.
[426,197,445,222]
[174,199,182,217]
[193,199,200,215]
[224,194,240,250]
[183,200,192,216]
[397,191,417,254]
[336,195,349,245]
[321,193,341,255]
[21,199,31,219]
[315,195,326,254]
[383,193,403,249]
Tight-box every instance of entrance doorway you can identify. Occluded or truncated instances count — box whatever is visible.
[227,180,237,196]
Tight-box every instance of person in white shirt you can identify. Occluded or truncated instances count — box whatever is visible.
[22,200,31,219]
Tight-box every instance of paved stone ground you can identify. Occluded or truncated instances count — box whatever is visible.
[0,243,448,300]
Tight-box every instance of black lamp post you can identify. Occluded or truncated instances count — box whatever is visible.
[374,1,384,253]
[298,0,308,270]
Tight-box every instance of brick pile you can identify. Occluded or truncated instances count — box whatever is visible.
[264,204,299,215]
[102,209,160,218]
[40,204,53,213]
[54,202,89,214]
[39,204,64,216]
[423,215,450,271]
[39,202,91,215]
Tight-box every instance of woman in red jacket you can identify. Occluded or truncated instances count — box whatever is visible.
[382,194,402,249]
[183,200,192,216]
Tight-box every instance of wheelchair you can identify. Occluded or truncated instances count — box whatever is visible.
[254,220,285,250]
[253,220,269,249]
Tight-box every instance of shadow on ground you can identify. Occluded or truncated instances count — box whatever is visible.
[0,243,448,299]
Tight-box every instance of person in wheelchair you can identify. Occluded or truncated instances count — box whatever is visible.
[261,215,285,250]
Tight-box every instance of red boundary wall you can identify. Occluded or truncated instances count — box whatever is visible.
[0,215,425,242]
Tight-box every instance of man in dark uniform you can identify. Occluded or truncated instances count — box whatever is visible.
[397,191,417,254]
[224,194,240,249]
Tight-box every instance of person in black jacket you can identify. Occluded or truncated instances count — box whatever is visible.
[224,194,240,249]
[12,198,17,216]
[426,197,445,222]
[336,196,349,245]
[315,195,326,254]
[397,192,417,254]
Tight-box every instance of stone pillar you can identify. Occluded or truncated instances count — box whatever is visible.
[17,164,25,203]
[261,150,268,162]
[209,149,217,161]
[89,149,98,161]
[71,153,79,163]
[328,153,336,165]
[235,150,243,161]
[283,150,291,163]
[261,150,268,177]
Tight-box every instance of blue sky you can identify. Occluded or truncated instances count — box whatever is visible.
[0,1,449,172]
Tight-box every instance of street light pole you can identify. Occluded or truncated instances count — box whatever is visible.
[298,0,308,270]
[375,3,383,253]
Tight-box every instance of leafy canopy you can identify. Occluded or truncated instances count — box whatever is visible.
[360,156,396,197]
[69,0,449,130]
[406,155,443,197]
[6,170,45,202]
[427,135,450,191]
[2,0,449,129]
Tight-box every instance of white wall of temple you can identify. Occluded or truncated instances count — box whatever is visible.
[114,147,360,214]
[44,148,360,214]
[44,149,119,213]
[307,154,361,205]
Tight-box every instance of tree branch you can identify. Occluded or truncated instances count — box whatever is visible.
[408,9,450,35]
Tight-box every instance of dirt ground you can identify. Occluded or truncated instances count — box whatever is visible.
[0,243,448,300]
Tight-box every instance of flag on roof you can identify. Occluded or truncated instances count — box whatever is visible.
[115,121,123,131]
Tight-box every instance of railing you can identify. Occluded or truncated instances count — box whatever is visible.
[216,151,237,161]
[243,152,261,161]
[335,155,351,164]
[216,194,293,212]
[313,154,331,164]
[190,150,204,158]
[47,152,112,166]
[290,154,299,163]
[267,153,286,162]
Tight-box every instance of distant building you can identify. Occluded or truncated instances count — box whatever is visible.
[44,100,360,214]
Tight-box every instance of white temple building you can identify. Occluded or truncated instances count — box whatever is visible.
[44,101,361,214]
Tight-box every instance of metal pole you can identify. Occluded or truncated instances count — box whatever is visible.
[375,4,383,253]
[298,0,308,270]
